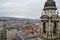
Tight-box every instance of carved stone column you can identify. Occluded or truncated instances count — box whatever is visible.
[46,22,48,38]
[41,22,43,35]
[52,22,54,38]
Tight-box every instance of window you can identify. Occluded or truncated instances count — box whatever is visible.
[43,22,46,33]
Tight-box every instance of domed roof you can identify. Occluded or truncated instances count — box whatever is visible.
[43,0,57,10]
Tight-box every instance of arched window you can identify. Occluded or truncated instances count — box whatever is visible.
[43,22,46,33]
[53,21,56,34]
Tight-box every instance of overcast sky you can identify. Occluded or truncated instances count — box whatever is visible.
[0,0,60,19]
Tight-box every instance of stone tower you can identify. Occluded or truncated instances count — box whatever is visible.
[40,0,60,40]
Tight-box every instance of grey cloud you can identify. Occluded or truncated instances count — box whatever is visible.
[0,0,60,18]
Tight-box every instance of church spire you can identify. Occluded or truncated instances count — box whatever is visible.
[40,0,60,39]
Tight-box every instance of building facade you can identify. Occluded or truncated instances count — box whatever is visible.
[40,0,60,40]
[15,31,39,40]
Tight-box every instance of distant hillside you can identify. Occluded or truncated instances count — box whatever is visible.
[0,17,40,23]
